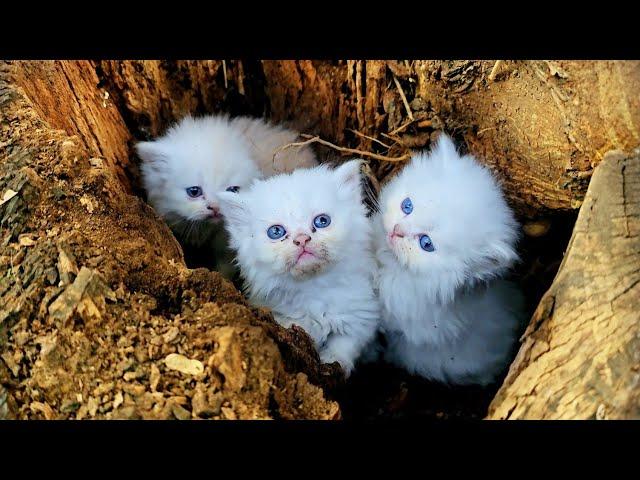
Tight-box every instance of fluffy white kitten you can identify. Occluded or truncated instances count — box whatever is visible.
[374,134,525,386]
[230,116,318,177]
[218,161,380,376]
[136,114,317,246]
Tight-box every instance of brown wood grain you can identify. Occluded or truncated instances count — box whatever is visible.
[488,150,640,419]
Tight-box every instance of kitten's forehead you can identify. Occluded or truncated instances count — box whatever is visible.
[382,168,438,214]
[384,152,498,212]
[244,166,344,220]
[159,124,258,189]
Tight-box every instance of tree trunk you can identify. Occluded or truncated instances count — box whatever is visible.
[1,60,639,419]
[488,149,640,419]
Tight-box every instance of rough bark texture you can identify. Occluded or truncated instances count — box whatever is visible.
[1,59,639,420]
[488,150,640,419]
[98,60,640,215]
[11,61,134,192]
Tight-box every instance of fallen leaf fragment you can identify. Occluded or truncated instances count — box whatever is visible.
[164,353,204,376]
[0,189,18,206]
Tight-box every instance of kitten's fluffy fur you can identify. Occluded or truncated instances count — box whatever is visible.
[218,161,380,376]
[374,135,525,385]
[136,114,317,246]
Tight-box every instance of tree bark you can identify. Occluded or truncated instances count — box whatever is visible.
[11,61,134,191]
[97,60,640,215]
[488,150,640,419]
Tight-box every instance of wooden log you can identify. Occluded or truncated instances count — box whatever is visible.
[415,60,640,215]
[487,150,640,419]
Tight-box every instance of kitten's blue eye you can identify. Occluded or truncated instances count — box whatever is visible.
[313,214,331,229]
[401,197,413,215]
[186,186,203,198]
[226,186,240,193]
[419,234,435,252]
[267,225,286,239]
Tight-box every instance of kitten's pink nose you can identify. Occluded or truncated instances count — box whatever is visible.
[293,234,311,247]
[207,204,221,217]
[392,224,405,238]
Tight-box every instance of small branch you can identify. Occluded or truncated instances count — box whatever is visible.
[237,60,246,96]
[273,134,411,164]
[388,119,415,136]
[393,75,414,121]
[381,132,406,146]
[477,126,497,136]
[488,60,504,82]
[347,129,392,149]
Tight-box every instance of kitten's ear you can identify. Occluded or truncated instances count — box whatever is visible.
[135,141,169,164]
[218,191,249,228]
[333,159,363,191]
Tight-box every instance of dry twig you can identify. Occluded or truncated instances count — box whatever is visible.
[389,119,415,136]
[272,134,410,163]
[237,60,246,96]
[393,75,414,121]
[381,132,406,147]
[222,60,228,89]
[347,129,393,149]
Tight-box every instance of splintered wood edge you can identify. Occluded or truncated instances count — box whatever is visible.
[487,150,640,420]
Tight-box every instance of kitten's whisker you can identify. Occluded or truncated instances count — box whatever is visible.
[187,219,201,241]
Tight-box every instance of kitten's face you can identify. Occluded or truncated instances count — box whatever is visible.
[379,135,519,287]
[219,161,365,280]
[137,116,262,225]
[252,205,337,279]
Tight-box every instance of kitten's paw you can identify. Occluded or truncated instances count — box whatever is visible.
[306,321,331,348]
[320,349,354,377]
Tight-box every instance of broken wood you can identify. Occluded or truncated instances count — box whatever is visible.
[488,150,640,419]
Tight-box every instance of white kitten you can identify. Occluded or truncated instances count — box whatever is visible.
[218,161,380,376]
[135,114,317,246]
[374,134,525,386]
[229,116,318,177]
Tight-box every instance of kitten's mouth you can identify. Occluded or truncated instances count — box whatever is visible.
[388,231,404,247]
[295,248,316,263]
[387,232,407,263]
[290,250,325,278]
[207,213,224,223]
